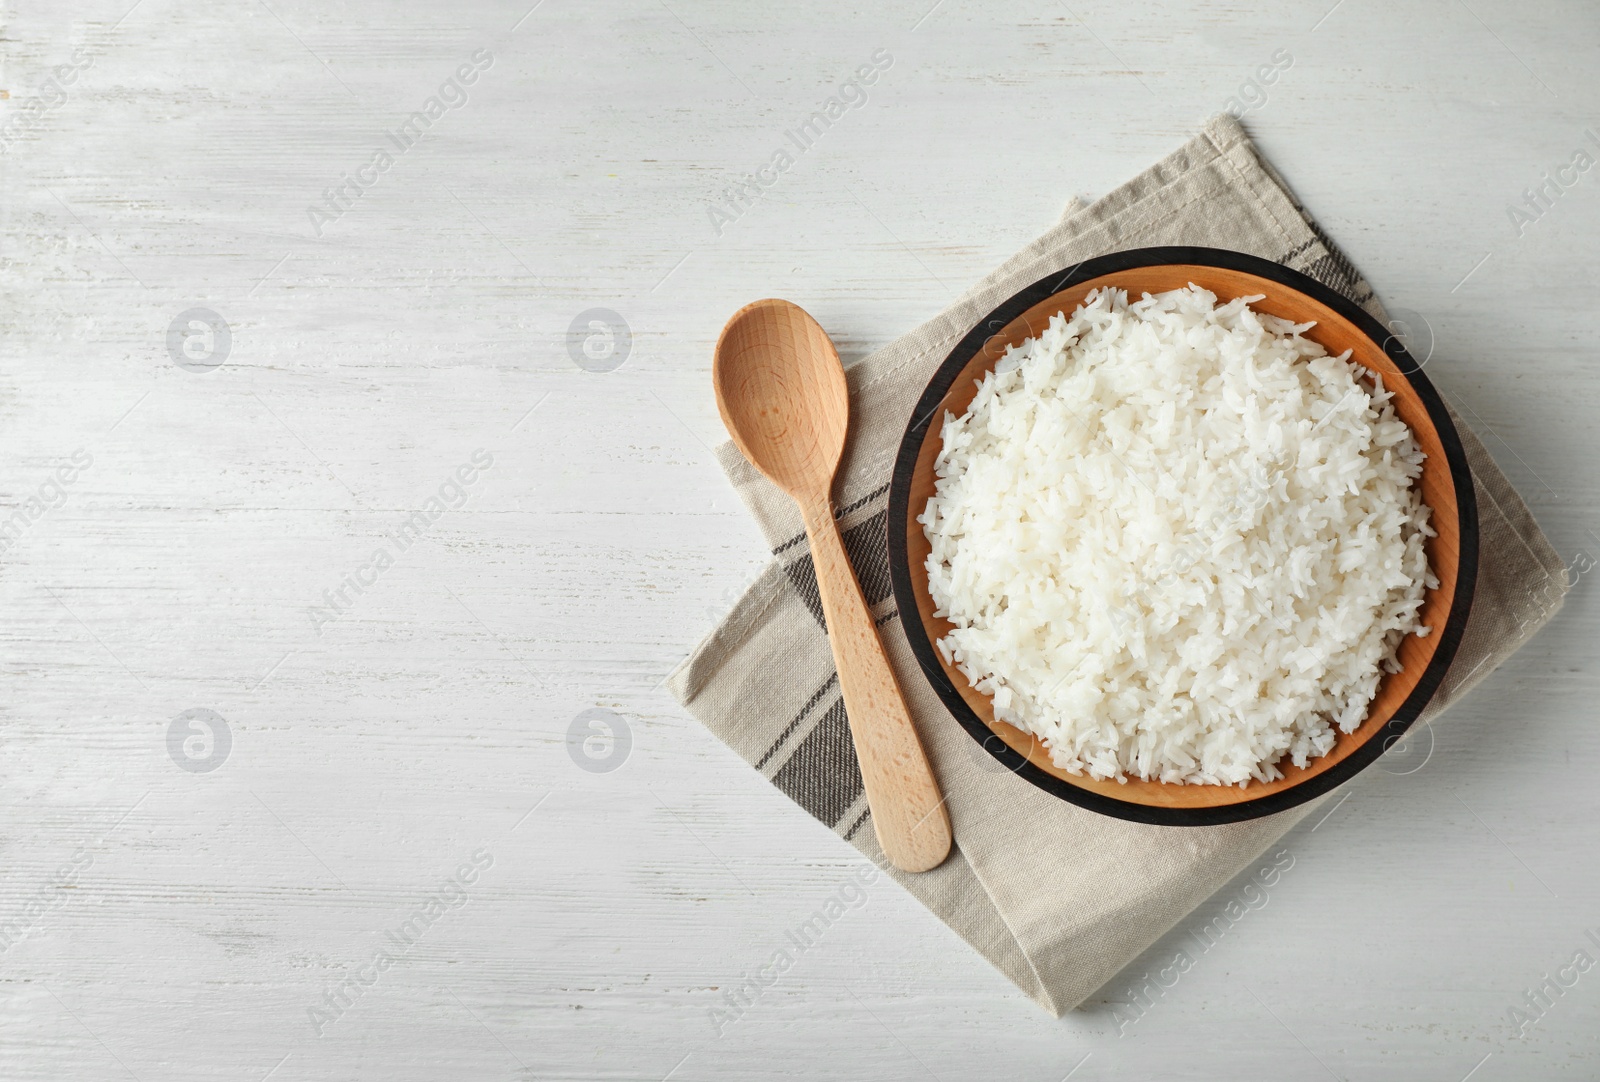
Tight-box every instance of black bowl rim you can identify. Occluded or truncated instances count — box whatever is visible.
[886,245,1480,826]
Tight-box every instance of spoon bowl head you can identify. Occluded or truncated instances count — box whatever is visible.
[713,299,849,499]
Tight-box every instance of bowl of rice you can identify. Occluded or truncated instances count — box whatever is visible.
[887,246,1477,825]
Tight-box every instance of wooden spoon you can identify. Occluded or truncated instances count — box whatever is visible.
[713,298,952,873]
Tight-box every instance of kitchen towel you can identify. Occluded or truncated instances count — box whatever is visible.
[667,113,1569,1014]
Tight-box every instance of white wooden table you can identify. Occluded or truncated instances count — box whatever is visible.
[2,1,1596,1078]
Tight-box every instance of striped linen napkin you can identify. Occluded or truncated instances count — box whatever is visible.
[667,113,1568,1014]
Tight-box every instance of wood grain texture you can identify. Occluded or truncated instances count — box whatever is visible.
[0,0,1596,1079]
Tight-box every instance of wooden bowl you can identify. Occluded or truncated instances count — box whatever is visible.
[887,247,1479,826]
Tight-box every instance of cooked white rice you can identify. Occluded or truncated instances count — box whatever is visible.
[921,284,1436,785]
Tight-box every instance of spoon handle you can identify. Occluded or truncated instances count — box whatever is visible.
[800,497,952,873]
